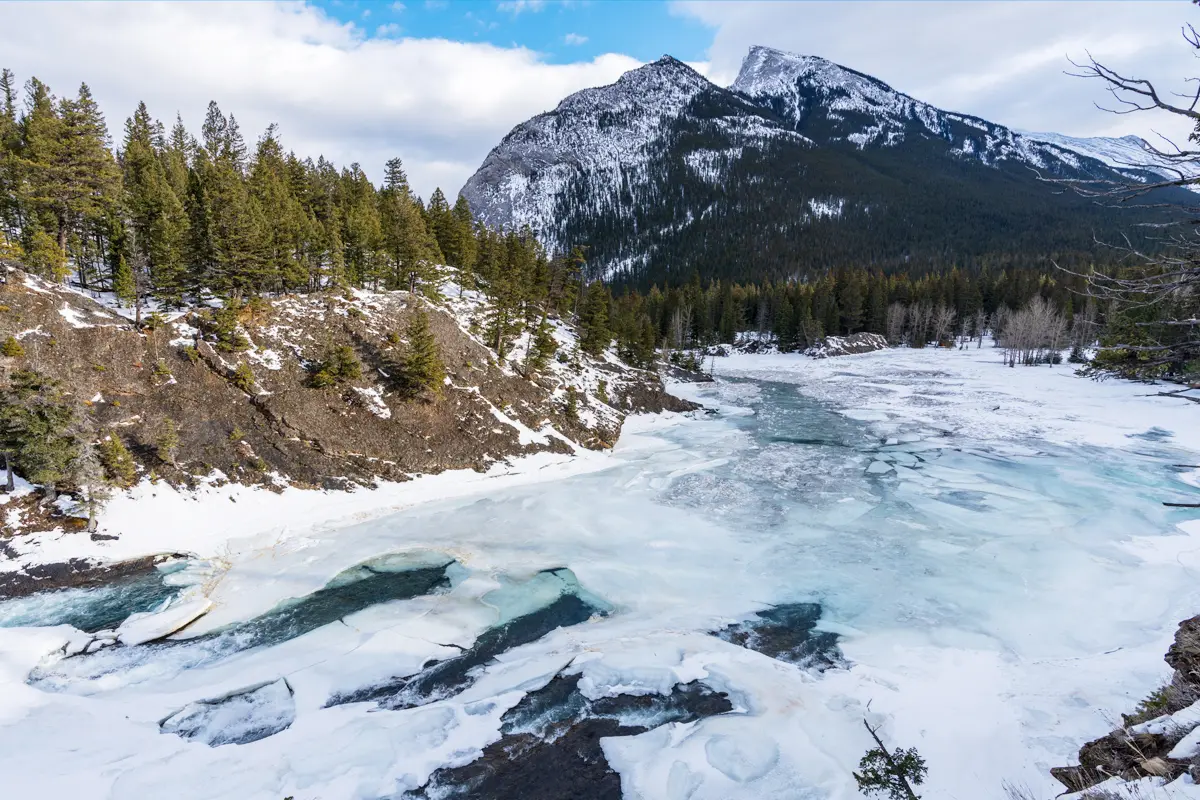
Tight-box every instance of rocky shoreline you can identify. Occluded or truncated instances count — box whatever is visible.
[1054,615,1200,794]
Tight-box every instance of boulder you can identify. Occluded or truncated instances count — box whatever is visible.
[805,333,889,359]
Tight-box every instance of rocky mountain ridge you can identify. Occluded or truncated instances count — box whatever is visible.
[460,46,1180,286]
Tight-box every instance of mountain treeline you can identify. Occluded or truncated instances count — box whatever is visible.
[606,265,1087,355]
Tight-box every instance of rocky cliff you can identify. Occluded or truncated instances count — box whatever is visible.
[0,266,693,543]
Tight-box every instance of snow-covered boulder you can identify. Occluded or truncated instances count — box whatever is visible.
[805,333,889,358]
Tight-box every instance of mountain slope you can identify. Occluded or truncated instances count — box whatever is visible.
[461,46,1180,286]
[1021,130,1198,184]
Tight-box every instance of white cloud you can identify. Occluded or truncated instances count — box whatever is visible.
[0,1,641,199]
[375,22,402,37]
[672,0,1196,144]
[497,0,546,15]
[564,32,588,46]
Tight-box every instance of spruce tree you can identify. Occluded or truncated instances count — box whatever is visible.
[525,316,558,375]
[155,418,179,465]
[400,308,445,397]
[579,282,612,357]
[0,370,78,499]
[68,422,109,532]
[97,433,137,487]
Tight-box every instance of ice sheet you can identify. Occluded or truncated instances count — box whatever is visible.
[1,347,1198,799]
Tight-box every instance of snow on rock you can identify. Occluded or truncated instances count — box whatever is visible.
[58,303,95,329]
[461,55,713,252]
[731,45,1087,173]
[805,332,888,358]
[352,386,392,420]
[1024,130,1200,186]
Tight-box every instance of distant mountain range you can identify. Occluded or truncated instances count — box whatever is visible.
[460,46,1184,286]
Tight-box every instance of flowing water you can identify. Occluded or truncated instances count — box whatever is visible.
[1,375,1198,800]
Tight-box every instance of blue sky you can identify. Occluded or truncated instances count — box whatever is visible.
[313,0,714,65]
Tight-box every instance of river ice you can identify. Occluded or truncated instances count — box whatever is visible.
[0,346,1198,799]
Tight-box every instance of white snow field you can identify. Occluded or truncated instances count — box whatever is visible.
[1,344,1199,800]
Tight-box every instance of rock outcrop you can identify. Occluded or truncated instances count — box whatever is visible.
[805,332,889,358]
[0,269,695,539]
[1053,615,1200,793]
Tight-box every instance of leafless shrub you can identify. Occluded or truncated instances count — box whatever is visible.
[997,297,1067,366]
[931,305,957,346]
[886,302,907,345]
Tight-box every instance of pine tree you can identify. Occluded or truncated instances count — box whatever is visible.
[564,385,579,422]
[427,188,458,265]
[579,281,612,357]
[121,101,188,306]
[451,195,478,274]
[380,165,441,294]
[309,344,361,388]
[97,433,137,487]
[112,251,135,305]
[0,336,23,358]
[155,417,179,465]
[25,227,67,280]
[0,68,20,240]
[250,125,306,292]
[0,370,78,499]
[400,308,445,397]
[525,316,558,375]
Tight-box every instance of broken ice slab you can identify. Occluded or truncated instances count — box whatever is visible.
[328,567,610,710]
[28,555,455,695]
[160,677,295,746]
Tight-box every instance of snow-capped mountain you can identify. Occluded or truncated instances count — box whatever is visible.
[460,46,1179,284]
[1021,130,1197,183]
[732,46,1084,169]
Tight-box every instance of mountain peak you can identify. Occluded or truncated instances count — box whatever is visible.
[733,45,902,106]
[610,54,710,95]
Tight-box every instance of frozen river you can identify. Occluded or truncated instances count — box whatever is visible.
[1,347,1198,799]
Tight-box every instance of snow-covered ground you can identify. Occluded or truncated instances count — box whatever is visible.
[1,344,1198,799]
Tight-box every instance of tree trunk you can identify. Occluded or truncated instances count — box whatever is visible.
[3,452,12,492]
[862,721,920,800]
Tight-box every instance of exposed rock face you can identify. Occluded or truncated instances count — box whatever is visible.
[408,673,733,800]
[712,602,844,670]
[1166,616,1200,680]
[1053,615,1200,792]
[805,332,889,358]
[0,271,690,501]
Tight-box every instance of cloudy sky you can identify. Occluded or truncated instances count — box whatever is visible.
[0,1,1194,199]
